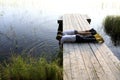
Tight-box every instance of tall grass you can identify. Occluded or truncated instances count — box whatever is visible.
[103,15,120,45]
[0,54,63,80]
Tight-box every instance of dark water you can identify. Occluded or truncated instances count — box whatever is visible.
[0,7,60,61]
[0,4,120,61]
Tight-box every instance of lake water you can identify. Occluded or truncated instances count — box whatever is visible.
[0,0,120,61]
[0,8,61,61]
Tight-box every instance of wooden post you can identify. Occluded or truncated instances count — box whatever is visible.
[57,17,63,32]
[86,18,91,24]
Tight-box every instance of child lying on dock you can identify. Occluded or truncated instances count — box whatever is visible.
[56,28,104,44]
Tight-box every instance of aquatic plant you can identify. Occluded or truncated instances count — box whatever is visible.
[103,15,120,45]
[0,55,63,80]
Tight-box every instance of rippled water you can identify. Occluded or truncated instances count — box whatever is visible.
[0,7,60,61]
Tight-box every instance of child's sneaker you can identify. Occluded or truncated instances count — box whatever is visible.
[94,33,104,43]
[96,38,104,43]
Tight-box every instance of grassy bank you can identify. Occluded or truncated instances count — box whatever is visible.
[0,53,63,80]
[103,15,120,45]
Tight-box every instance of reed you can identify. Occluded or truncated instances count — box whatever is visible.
[0,54,63,80]
[103,15,120,45]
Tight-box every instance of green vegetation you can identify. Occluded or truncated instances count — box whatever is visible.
[103,15,120,45]
[0,53,63,80]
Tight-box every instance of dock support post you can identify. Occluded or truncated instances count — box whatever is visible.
[57,17,63,32]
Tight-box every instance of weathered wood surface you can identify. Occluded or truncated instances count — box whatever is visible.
[63,14,120,80]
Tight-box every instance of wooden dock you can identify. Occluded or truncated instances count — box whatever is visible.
[59,14,120,80]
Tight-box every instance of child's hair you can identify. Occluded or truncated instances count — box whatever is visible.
[56,34,62,40]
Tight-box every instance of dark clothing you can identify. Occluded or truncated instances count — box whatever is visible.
[76,35,97,43]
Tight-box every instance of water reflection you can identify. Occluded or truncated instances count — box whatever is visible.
[0,7,60,61]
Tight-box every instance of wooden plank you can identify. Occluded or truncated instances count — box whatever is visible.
[63,44,72,80]
[90,43,116,80]
[73,44,89,80]
[95,44,120,79]
[67,15,79,80]
[66,14,82,80]
[70,14,99,80]
[69,15,89,80]
[82,14,91,24]
[67,44,81,80]
[67,15,89,80]
[78,14,90,30]
[63,15,72,80]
